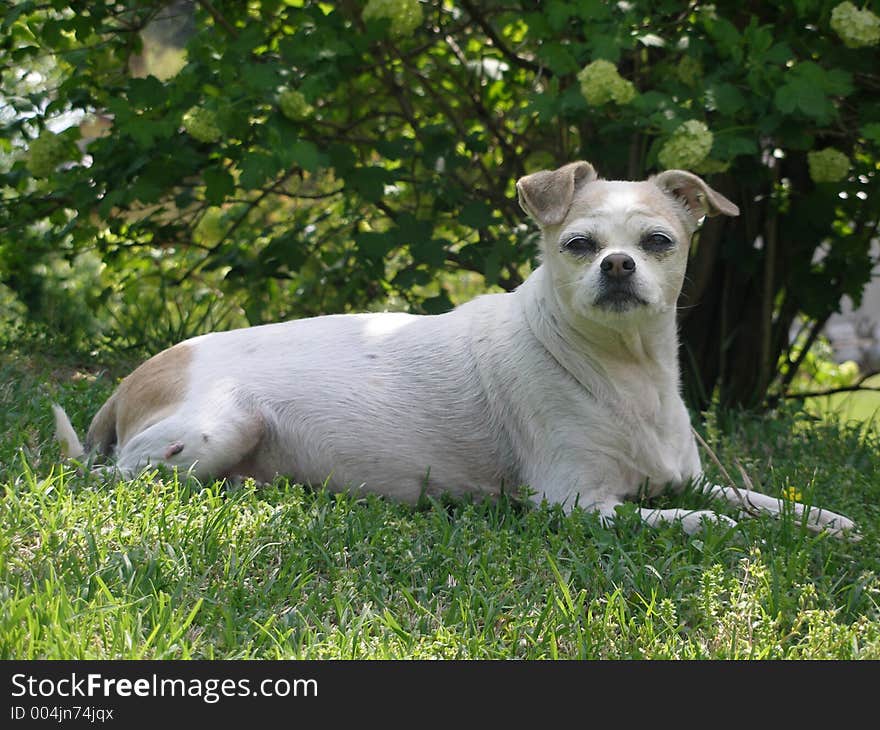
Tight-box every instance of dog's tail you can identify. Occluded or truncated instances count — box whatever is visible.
[52,403,86,459]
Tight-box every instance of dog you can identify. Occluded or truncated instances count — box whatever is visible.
[53,162,857,538]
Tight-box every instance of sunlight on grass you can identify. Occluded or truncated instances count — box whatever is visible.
[2,348,879,659]
[805,374,880,427]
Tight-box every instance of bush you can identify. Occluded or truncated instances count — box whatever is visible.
[1,1,879,407]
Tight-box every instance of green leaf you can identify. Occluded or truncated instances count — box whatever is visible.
[772,119,814,150]
[458,202,494,228]
[203,167,235,205]
[774,62,853,123]
[394,212,428,242]
[743,22,773,59]
[712,133,758,159]
[355,231,395,261]
[229,24,264,55]
[288,139,321,172]
[707,83,746,116]
[764,41,793,65]
[420,125,455,160]
[794,83,833,124]
[263,232,307,270]
[528,84,563,123]
[421,290,454,314]
[703,17,742,62]
[346,166,393,202]
[861,123,880,145]
[482,249,501,286]
[327,143,356,173]
[538,41,579,74]
[376,138,413,160]
[124,118,159,147]
[410,238,447,268]
[590,34,621,63]
[239,152,279,190]
[242,63,280,92]
[797,62,852,96]
[774,77,835,124]
[127,76,167,108]
[773,84,798,114]
[129,175,162,204]
[575,0,613,21]
[392,266,432,289]
[2,1,35,29]
[559,86,589,117]
[547,1,574,32]
[69,13,97,41]
[41,18,63,46]
[11,45,41,62]
[631,90,675,117]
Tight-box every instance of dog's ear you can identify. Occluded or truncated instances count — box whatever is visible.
[516,161,598,226]
[653,169,739,221]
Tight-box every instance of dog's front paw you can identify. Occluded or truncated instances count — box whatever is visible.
[680,510,737,535]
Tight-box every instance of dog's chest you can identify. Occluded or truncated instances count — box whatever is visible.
[590,372,697,491]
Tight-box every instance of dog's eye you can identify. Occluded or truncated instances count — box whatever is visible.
[561,235,598,256]
[641,232,675,251]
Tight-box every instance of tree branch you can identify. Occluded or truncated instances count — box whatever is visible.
[768,313,830,405]
[172,166,299,285]
[195,0,238,38]
[759,185,778,396]
[457,0,545,76]
[781,372,880,400]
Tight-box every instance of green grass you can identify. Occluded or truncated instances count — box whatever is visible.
[2,347,880,659]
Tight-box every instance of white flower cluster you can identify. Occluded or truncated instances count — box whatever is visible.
[657,120,713,170]
[577,60,636,106]
[830,2,880,47]
[676,56,703,87]
[182,106,222,144]
[27,131,73,178]
[362,0,423,37]
[807,147,850,183]
[278,89,313,121]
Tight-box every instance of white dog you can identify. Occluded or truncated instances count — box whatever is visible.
[54,162,856,537]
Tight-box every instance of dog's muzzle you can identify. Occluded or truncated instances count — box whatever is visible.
[594,285,648,312]
[594,253,647,312]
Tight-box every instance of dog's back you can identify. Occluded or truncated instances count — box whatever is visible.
[56,294,530,499]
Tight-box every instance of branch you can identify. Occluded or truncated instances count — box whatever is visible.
[457,0,545,76]
[774,314,830,398]
[172,166,299,285]
[373,43,515,228]
[267,180,345,200]
[441,33,524,177]
[781,378,880,401]
[195,0,238,38]
[759,170,779,396]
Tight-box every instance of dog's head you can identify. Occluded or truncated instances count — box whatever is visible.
[516,161,739,324]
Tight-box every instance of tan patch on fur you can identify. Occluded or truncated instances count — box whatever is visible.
[116,343,192,445]
[85,391,118,455]
[87,343,192,451]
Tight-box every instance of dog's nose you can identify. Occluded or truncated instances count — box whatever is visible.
[600,253,636,278]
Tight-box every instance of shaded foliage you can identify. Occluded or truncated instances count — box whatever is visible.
[1,0,879,407]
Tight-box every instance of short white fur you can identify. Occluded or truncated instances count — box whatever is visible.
[53,162,857,538]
